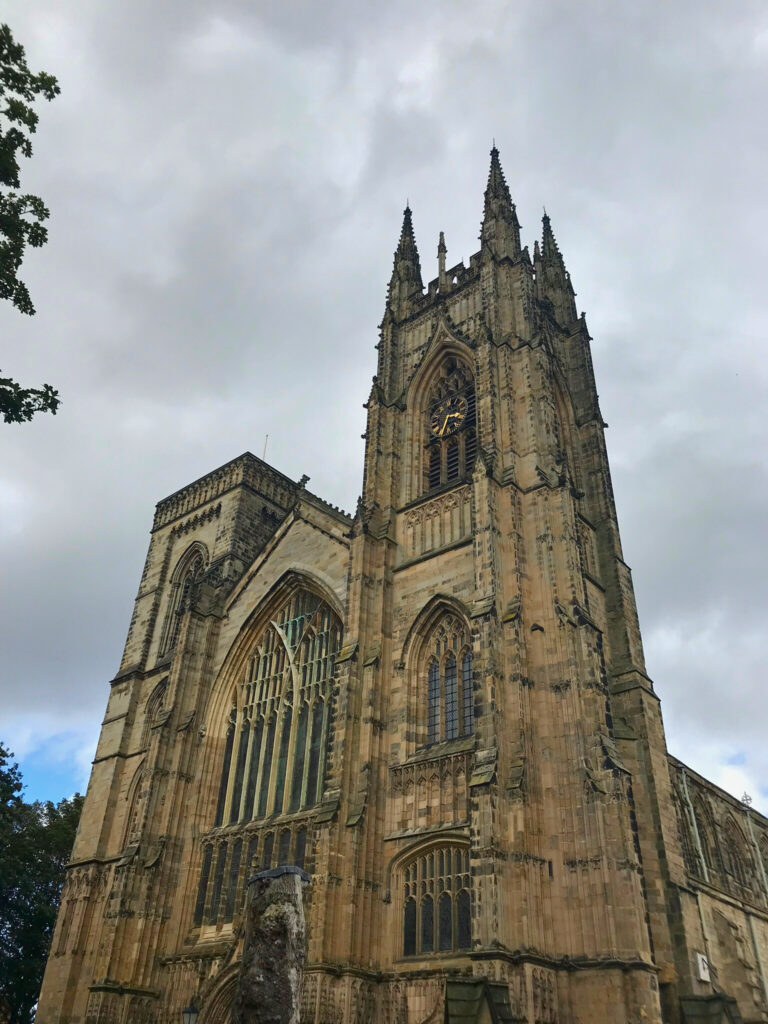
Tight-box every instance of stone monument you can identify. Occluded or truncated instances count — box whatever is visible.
[232,866,310,1024]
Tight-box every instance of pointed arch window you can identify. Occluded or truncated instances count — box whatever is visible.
[402,844,472,957]
[214,588,342,827]
[160,547,206,656]
[194,587,340,931]
[722,818,752,889]
[424,358,476,494]
[140,679,168,748]
[424,614,474,746]
[693,801,720,877]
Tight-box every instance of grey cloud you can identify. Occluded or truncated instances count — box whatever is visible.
[2,0,767,807]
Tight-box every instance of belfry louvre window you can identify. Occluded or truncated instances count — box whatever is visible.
[425,615,474,745]
[402,845,472,957]
[424,358,476,493]
[160,549,206,655]
[214,588,341,827]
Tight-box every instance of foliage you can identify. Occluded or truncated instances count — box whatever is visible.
[0,371,60,424]
[0,22,60,424]
[0,742,83,1024]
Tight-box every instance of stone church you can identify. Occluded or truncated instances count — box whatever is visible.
[38,149,768,1024]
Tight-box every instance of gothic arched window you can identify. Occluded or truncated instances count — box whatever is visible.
[693,799,724,880]
[722,818,752,889]
[194,589,341,930]
[140,678,168,748]
[424,358,476,494]
[214,588,341,826]
[160,547,206,656]
[402,844,471,957]
[424,614,474,745]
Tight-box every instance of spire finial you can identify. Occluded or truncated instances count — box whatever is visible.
[541,207,561,260]
[480,145,521,257]
[438,230,447,288]
[387,203,423,310]
[537,208,576,322]
[396,204,418,257]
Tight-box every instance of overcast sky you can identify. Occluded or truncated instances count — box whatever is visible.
[2,0,767,812]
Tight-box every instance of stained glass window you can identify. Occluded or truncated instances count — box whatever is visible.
[421,895,434,952]
[199,587,341,931]
[278,829,291,866]
[262,833,274,870]
[461,653,474,736]
[229,723,249,824]
[295,827,307,871]
[216,589,341,827]
[257,717,276,819]
[272,710,292,814]
[444,656,458,740]
[224,839,242,921]
[214,707,236,827]
[194,845,213,926]
[243,718,263,820]
[404,898,417,956]
[209,844,227,923]
[427,662,440,744]
[289,704,308,812]
[402,845,472,956]
[424,616,474,746]
[439,892,452,951]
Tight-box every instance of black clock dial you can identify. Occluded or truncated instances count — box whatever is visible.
[430,395,468,437]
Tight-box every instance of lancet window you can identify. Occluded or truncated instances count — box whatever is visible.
[424,615,474,745]
[722,818,752,890]
[424,358,476,493]
[214,588,341,827]
[140,679,168,748]
[402,844,472,957]
[159,547,206,656]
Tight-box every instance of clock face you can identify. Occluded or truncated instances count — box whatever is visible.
[430,395,468,437]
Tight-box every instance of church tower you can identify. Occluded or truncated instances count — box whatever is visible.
[37,149,768,1024]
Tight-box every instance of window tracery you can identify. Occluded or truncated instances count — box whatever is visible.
[693,798,727,882]
[424,358,476,494]
[722,818,752,889]
[194,587,340,931]
[214,589,341,826]
[424,614,474,745]
[402,844,471,957]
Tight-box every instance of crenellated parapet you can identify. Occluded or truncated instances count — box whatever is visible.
[153,452,301,531]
